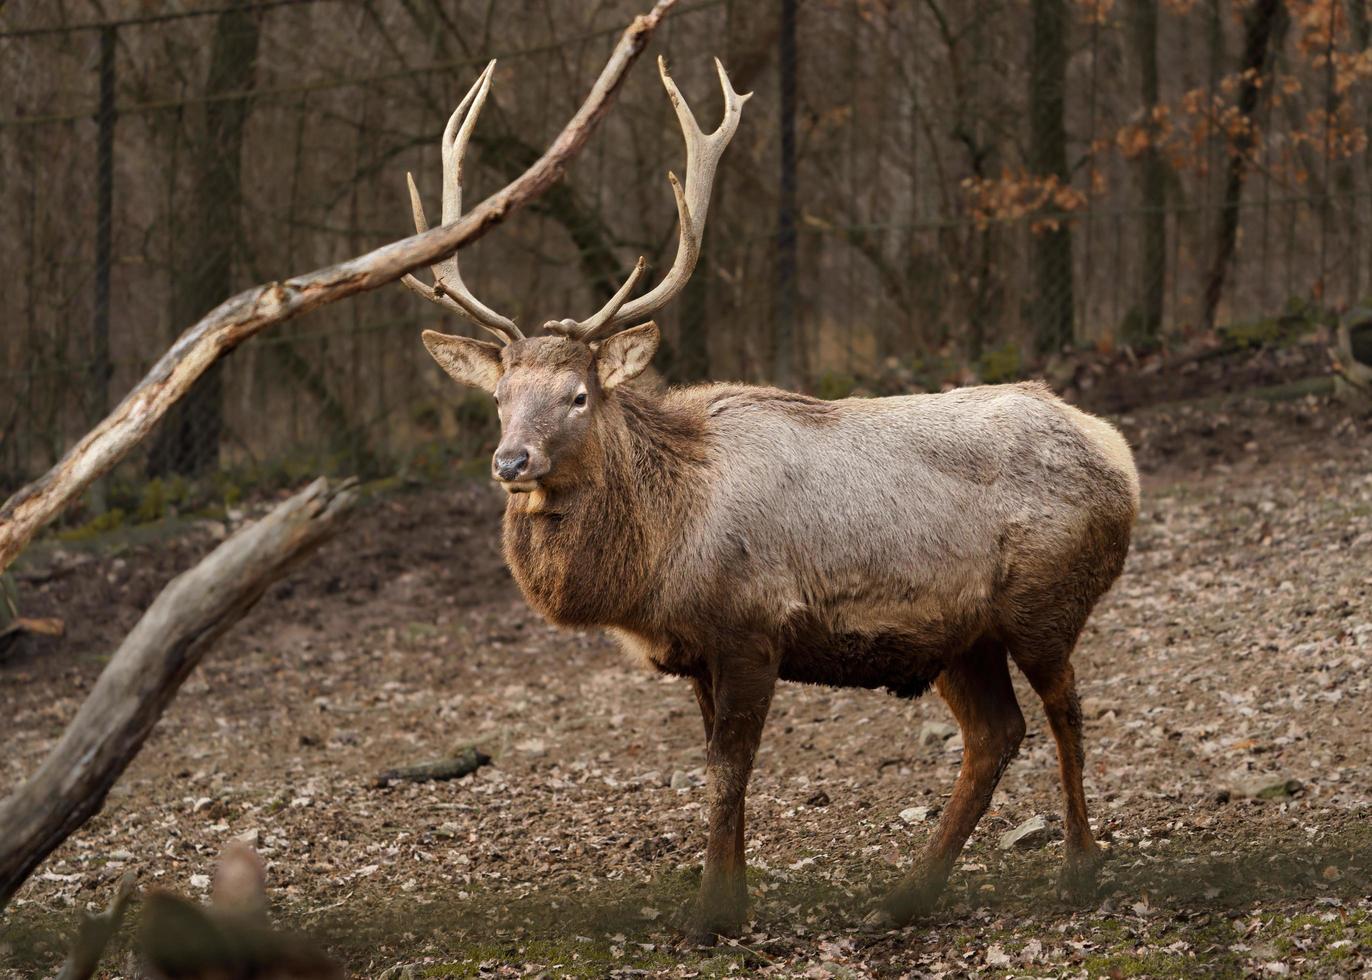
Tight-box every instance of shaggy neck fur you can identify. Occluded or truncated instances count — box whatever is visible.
[501,384,706,629]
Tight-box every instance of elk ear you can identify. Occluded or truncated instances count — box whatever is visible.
[596,321,659,390]
[422,330,503,393]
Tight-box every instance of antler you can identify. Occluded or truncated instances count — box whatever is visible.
[401,61,525,345]
[553,56,750,343]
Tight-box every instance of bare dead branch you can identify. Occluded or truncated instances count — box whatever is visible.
[0,0,678,576]
[0,477,359,910]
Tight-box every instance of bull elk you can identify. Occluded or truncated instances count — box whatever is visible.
[404,58,1139,941]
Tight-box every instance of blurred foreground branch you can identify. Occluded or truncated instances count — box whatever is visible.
[0,0,677,575]
[0,478,358,910]
[55,871,137,980]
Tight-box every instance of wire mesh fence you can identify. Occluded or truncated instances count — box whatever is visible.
[1,0,1369,508]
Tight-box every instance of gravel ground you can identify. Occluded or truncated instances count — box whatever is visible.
[2,380,1370,978]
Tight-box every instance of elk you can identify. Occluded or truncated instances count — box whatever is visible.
[404,58,1139,942]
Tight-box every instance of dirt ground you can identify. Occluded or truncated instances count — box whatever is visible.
[2,346,1371,978]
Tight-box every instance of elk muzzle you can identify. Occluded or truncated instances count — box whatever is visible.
[494,449,529,482]
[492,443,548,492]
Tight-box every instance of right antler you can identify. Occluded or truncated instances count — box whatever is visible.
[550,56,751,343]
[402,61,525,345]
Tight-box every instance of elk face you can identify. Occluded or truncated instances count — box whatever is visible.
[423,325,658,492]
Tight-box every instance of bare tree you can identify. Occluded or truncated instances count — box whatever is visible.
[1029,0,1075,353]
[149,1,262,477]
[1126,0,1167,345]
[772,0,799,387]
[1200,0,1286,331]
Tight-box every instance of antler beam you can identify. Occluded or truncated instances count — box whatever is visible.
[556,56,750,343]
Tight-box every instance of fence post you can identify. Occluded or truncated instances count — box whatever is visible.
[90,25,116,513]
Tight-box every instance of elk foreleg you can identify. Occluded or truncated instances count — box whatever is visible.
[688,649,777,943]
[870,641,1025,927]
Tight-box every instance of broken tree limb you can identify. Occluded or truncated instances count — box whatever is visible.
[373,746,492,788]
[0,478,358,910]
[0,0,677,577]
[54,871,138,980]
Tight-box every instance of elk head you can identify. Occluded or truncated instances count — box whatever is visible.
[405,57,748,494]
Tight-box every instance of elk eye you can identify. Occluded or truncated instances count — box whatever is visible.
[573,392,588,407]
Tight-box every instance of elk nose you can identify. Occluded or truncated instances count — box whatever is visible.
[493,449,530,482]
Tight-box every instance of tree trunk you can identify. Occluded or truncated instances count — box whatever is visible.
[772,0,799,387]
[149,2,261,477]
[1029,0,1075,354]
[1199,0,1285,331]
[91,27,116,433]
[1126,0,1167,346]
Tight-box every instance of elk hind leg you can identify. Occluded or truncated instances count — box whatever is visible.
[1012,652,1103,901]
[871,640,1025,926]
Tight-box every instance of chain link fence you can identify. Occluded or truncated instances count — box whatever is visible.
[2,0,1369,513]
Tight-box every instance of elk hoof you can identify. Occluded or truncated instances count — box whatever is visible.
[683,913,742,947]
[684,892,745,947]
[871,875,944,928]
[860,907,900,933]
[1058,848,1105,904]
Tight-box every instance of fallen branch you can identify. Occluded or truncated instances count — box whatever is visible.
[0,0,677,577]
[373,746,492,788]
[55,871,138,980]
[0,616,64,660]
[0,478,358,909]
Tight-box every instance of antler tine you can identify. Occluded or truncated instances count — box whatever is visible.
[399,61,525,344]
[596,56,749,333]
[560,256,649,342]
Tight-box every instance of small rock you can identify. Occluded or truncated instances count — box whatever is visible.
[899,806,930,824]
[999,814,1049,851]
[1080,697,1117,719]
[189,873,211,891]
[234,828,260,847]
[919,720,957,745]
[805,789,831,807]
[669,770,692,790]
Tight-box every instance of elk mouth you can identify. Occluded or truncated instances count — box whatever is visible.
[499,479,541,494]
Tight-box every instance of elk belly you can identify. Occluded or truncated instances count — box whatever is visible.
[777,610,960,699]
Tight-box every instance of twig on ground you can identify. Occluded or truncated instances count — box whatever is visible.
[373,747,492,788]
